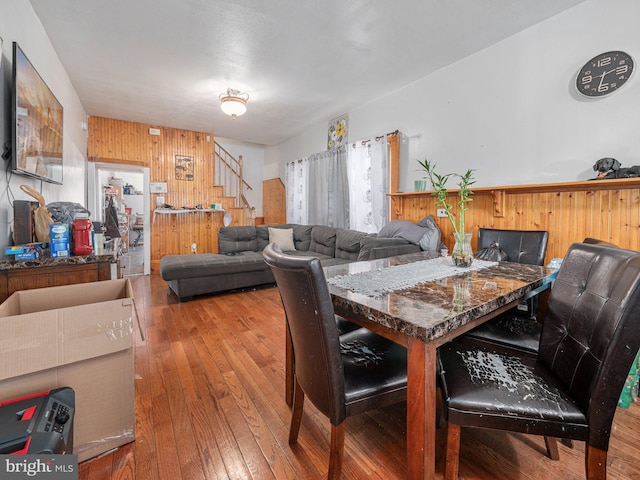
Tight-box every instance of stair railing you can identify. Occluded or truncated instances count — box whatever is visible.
[213,142,253,224]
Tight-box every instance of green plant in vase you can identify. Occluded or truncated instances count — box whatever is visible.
[418,159,475,267]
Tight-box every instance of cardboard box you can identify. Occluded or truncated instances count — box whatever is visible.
[0,279,135,462]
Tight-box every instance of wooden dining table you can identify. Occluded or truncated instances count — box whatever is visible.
[322,251,557,480]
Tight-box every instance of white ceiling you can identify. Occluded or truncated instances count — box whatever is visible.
[30,0,583,146]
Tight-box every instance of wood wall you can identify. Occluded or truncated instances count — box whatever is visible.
[390,178,640,264]
[262,178,286,224]
[89,118,637,271]
[88,116,231,272]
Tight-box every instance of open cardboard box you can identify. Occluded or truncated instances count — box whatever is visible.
[0,279,135,462]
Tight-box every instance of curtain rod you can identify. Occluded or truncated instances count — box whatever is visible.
[289,130,400,164]
[353,129,399,147]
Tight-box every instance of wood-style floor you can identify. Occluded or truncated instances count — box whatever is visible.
[79,274,640,479]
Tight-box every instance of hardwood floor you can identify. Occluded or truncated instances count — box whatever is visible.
[79,274,640,479]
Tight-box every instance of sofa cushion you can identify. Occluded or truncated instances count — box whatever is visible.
[257,224,313,251]
[218,226,258,253]
[292,224,313,250]
[335,229,374,260]
[309,225,337,257]
[269,227,296,251]
[160,252,267,281]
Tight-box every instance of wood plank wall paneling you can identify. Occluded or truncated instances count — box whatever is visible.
[262,178,286,224]
[390,179,640,264]
[88,116,226,272]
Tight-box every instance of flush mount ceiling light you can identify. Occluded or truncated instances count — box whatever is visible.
[219,88,249,119]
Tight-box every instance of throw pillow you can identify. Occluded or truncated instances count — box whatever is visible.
[416,215,443,252]
[378,220,426,244]
[269,227,296,251]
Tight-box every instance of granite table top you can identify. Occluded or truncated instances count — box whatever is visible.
[325,251,557,344]
[0,253,115,271]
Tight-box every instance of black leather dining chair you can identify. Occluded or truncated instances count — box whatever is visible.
[438,242,640,480]
[283,310,360,407]
[263,243,407,480]
[460,228,549,356]
[583,237,618,248]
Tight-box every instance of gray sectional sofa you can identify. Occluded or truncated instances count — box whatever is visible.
[160,223,422,301]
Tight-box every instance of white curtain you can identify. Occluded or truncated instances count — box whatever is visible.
[369,136,389,231]
[307,147,349,228]
[347,136,389,233]
[347,141,373,232]
[285,146,349,228]
[285,135,390,232]
[284,158,309,225]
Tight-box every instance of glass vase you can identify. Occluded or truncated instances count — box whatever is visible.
[452,232,474,267]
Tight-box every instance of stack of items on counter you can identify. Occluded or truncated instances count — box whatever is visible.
[4,242,47,261]
[9,185,103,260]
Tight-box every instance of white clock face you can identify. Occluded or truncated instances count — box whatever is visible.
[576,51,634,97]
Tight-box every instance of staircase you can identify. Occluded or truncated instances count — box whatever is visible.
[213,142,254,226]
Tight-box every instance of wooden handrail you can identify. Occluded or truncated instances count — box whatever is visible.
[215,145,253,191]
[213,142,254,224]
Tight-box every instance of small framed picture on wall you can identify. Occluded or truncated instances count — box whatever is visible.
[175,155,194,181]
[327,114,348,150]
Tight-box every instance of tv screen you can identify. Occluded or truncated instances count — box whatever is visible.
[12,42,63,185]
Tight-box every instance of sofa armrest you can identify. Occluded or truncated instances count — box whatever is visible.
[368,243,421,260]
[358,237,421,261]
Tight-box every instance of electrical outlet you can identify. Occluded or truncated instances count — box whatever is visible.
[191,243,197,253]
[436,208,448,218]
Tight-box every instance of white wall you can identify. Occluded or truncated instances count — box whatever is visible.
[0,0,88,247]
[269,0,640,192]
[215,137,265,217]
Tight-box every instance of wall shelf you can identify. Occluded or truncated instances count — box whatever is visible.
[390,177,640,197]
[152,208,226,223]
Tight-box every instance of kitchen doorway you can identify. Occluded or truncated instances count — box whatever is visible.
[87,162,150,276]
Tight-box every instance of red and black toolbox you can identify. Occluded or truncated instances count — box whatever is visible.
[0,387,74,455]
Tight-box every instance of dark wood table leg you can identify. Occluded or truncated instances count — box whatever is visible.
[406,337,437,480]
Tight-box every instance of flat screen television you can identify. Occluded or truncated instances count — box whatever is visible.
[11,41,63,185]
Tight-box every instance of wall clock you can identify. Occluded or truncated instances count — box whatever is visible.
[576,50,634,97]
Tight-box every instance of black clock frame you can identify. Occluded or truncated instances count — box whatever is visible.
[576,50,634,97]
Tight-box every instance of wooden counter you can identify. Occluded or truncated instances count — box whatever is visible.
[0,254,115,303]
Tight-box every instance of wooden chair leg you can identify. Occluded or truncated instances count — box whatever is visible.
[585,445,607,480]
[328,422,346,480]
[288,380,305,445]
[444,423,461,480]
[544,437,560,460]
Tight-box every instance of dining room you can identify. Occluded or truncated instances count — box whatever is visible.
[79,253,640,479]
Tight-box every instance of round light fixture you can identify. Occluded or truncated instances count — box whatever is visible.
[219,88,249,119]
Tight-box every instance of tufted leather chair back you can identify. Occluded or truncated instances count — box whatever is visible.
[263,243,347,425]
[478,228,548,265]
[478,228,549,318]
[538,242,640,450]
